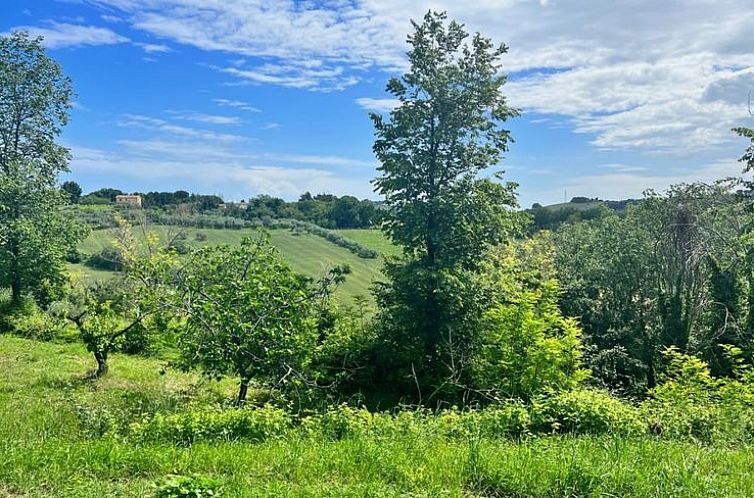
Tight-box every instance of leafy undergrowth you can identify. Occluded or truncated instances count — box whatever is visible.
[2,335,754,497]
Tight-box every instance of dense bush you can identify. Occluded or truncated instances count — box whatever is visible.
[85,246,124,271]
[0,300,66,341]
[169,239,191,255]
[641,348,754,444]
[531,389,644,436]
[127,395,652,445]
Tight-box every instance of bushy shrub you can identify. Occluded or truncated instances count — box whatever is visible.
[641,348,754,444]
[169,239,191,255]
[194,232,208,242]
[131,405,293,445]
[73,387,191,438]
[436,404,531,439]
[301,405,380,440]
[530,389,644,436]
[86,246,124,271]
[473,236,589,401]
[0,300,65,341]
[117,321,153,355]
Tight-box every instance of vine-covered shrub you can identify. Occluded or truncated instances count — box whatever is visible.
[127,395,651,445]
[435,404,532,439]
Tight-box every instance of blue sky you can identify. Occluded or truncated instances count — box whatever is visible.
[4,0,754,207]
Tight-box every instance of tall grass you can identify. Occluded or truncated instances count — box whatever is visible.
[2,335,754,497]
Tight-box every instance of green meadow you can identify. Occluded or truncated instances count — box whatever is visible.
[71,226,388,305]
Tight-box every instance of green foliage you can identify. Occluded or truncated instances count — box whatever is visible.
[641,348,754,444]
[370,11,523,402]
[528,203,611,232]
[170,235,345,404]
[531,389,644,436]
[131,406,293,445]
[61,180,82,203]
[85,245,124,271]
[154,474,220,498]
[0,298,65,340]
[474,235,588,400]
[0,32,87,304]
[235,192,379,229]
[554,181,750,393]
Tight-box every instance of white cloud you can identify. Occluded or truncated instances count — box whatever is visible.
[529,159,744,204]
[355,97,400,113]
[134,42,172,53]
[223,64,358,92]
[261,153,376,169]
[100,14,124,23]
[6,21,129,49]
[212,98,261,113]
[70,143,375,200]
[85,0,754,154]
[118,114,245,142]
[167,111,241,125]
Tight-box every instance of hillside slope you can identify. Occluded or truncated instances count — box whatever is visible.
[72,226,386,305]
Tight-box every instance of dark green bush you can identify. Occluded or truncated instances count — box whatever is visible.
[169,239,191,255]
[86,246,124,271]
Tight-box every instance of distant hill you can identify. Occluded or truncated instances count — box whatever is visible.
[527,197,637,231]
[532,197,636,213]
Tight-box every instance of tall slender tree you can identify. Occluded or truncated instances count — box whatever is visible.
[370,11,523,401]
[0,32,83,304]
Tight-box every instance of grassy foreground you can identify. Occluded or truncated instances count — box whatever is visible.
[2,335,754,497]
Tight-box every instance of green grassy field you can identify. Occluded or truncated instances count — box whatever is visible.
[72,226,387,306]
[2,335,754,497]
[336,229,401,258]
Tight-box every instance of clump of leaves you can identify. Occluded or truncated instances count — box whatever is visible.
[154,474,219,498]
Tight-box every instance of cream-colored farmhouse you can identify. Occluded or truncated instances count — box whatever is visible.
[115,194,143,207]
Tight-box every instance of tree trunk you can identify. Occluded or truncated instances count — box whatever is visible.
[10,276,21,305]
[646,354,656,389]
[90,350,109,378]
[237,376,250,406]
[9,236,21,304]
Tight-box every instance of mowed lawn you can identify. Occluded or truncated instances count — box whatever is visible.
[336,229,401,258]
[71,226,387,305]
